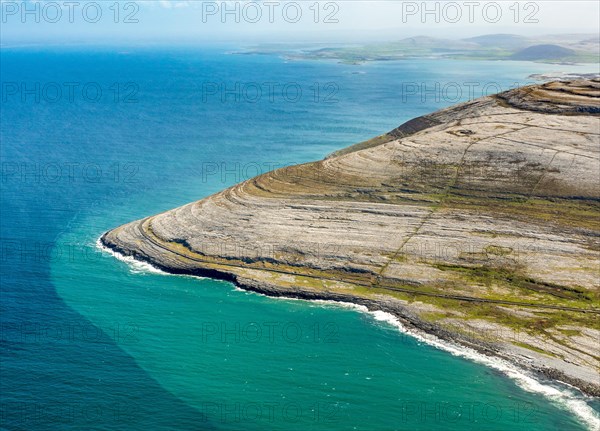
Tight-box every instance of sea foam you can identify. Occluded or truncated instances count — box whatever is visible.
[96,237,168,275]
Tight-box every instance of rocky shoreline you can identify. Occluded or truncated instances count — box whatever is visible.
[101,79,600,398]
[99,232,600,397]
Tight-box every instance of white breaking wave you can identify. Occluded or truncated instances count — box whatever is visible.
[352,306,599,431]
[97,238,600,430]
[96,237,217,280]
[249,296,600,429]
[96,237,168,275]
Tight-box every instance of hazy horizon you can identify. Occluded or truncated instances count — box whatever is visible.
[2,1,598,46]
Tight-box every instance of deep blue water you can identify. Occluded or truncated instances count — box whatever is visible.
[1,46,598,430]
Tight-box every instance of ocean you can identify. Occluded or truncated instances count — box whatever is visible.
[1,45,598,430]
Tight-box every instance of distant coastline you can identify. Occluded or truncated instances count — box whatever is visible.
[232,33,600,65]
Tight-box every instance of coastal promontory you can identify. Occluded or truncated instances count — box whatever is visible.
[102,79,600,395]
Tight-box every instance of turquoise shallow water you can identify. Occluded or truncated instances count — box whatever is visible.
[1,46,599,430]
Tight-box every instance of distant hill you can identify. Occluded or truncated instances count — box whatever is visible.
[510,44,576,61]
[464,34,530,49]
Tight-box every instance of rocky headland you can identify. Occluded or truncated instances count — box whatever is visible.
[101,80,600,396]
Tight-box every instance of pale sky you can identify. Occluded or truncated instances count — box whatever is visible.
[1,1,599,45]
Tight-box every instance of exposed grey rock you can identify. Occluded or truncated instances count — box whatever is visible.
[102,80,600,396]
